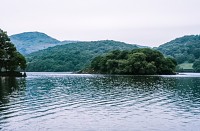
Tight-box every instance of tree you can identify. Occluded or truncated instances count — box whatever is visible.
[88,48,177,75]
[194,48,200,59]
[188,54,195,63]
[0,29,27,73]
[193,60,200,72]
[145,62,157,75]
[174,54,186,64]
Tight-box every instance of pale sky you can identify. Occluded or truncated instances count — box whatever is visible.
[1,0,200,47]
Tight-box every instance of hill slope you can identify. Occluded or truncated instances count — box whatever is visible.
[26,40,138,72]
[157,35,200,64]
[10,32,76,55]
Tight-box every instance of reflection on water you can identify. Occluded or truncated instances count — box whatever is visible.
[0,77,26,104]
[0,73,200,131]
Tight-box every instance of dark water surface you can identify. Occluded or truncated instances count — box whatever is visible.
[0,73,200,131]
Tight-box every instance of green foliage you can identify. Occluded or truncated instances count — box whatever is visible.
[187,54,195,63]
[157,35,200,64]
[193,60,200,72]
[0,29,27,72]
[26,40,138,72]
[88,48,177,75]
[193,48,200,59]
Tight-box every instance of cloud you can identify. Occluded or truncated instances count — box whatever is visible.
[1,0,200,46]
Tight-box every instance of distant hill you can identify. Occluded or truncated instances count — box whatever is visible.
[10,32,76,55]
[157,35,200,64]
[26,40,138,72]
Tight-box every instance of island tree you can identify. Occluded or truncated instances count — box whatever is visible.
[0,29,26,74]
[87,48,177,75]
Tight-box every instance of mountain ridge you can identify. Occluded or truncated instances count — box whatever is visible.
[10,31,148,55]
[10,32,77,55]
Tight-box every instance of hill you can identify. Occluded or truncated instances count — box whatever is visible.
[26,40,138,72]
[157,35,200,65]
[10,32,76,55]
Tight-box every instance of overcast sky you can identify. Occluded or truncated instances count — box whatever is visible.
[1,0,200,47]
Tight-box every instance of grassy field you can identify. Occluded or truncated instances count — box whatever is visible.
[178,63,193,70]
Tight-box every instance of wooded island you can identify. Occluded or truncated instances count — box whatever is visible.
[84,48,177,75]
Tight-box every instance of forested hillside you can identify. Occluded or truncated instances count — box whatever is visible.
[157,35,200,64]
[26,40,138,72]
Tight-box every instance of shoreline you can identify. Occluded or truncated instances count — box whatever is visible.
[0,71,27,77]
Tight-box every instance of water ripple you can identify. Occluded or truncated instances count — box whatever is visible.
[0,73,200,130]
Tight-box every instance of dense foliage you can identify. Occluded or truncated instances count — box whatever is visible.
[193,60,200,72]
[157,35,200,64]
[86,48,177,75]
[0,29,26,72]
[10,32,77,55]
[26,40,138,72]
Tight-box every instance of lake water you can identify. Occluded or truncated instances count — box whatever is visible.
[0,73,200,131]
